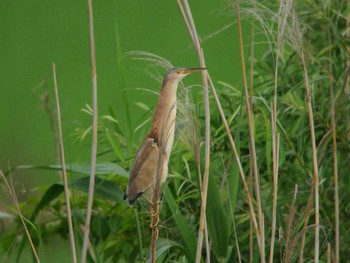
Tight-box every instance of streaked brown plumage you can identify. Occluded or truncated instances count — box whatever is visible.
[124,67,206,204]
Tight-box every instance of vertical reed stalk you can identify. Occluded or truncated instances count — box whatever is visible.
[248,24,255,263]
[177,1,210,262]
[81,0,98,262]
[327,243,331,263]
[52,63,78,263]
[300,52,319,262]
[150,199,160,263]
[298,176,314,262]
[328,30,339,263]
[235,0,264,260]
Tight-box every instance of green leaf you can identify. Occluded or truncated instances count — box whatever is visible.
[9,162,128,177]
[145,238,183,263]
[206,173,229,261]
[164,187,196,261]
[106,129,125,162]
[31,183,64,221]
[69,176,125,203]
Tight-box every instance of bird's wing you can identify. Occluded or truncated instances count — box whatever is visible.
[125,137,160,203]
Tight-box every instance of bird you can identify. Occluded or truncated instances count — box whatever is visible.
[124,67,206,205]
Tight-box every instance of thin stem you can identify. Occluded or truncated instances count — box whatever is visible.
[269,40,280,263]
[52,63,78,263]
[81,0,98,262]
[249,24,255,263]
[300,52,319,263]
[298,176,314,263]
[328,30,339,263]
[235,1,264,260]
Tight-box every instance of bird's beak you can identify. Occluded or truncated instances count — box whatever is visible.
[181,68,207,74]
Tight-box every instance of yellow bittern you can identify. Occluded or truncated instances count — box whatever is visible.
[124,67,206,204]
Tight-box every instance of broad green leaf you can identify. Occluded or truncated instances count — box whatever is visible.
[31,183,64,221]
[69,176,125,203]
[164,187,196,261]
[9,162,128,177]
[206,173,229,261]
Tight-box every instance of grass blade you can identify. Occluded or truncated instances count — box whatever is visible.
[164,187,196,261]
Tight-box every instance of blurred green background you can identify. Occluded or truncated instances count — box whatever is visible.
[0,1,255,261]
[0,0,249,185]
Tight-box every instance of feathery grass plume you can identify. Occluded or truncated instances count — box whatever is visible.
[0,171,40,263]
[126,51,174,82]
[176,88,202,173]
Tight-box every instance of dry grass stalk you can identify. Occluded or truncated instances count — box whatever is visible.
[207,74,261,250]
[300,52,320,263]
[81,0,98,262]
[269,108,280,263]
[327,243,331,263]
[0,171,40,263]
[328,29,339,263]
[176,1,210,262]
[235,0,264,259]
[248,23,255,263]
[298,177,314,262]
[52,63,78,263]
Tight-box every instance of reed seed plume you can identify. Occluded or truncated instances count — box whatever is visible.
[176,88,201,162]
[127,51,174,83]
[224,0,276,51]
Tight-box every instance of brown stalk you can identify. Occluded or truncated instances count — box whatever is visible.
[327,243,331,263]
[207,74,261,249]
[81,0,98,262]
[0,171,40,263]
[328,29,339,263]
[249,23,255,263]
[52,63,78,263]
[235,0,264,259]
[176,1,210,262]
[269,106,280,263]
[298,176,314,262]
[300,52,320,262]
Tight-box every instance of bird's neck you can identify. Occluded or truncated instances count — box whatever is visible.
[149,80,179,142]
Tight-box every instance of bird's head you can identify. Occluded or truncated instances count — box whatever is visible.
[163,67,207,84]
